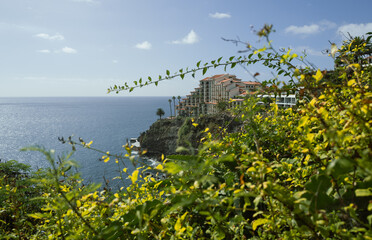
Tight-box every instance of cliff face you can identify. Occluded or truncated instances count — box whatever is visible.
[139,115,241,159]
[139,118,185,158]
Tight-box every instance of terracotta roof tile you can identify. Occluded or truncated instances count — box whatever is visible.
[243,81,261,85]
[211,74,226,78]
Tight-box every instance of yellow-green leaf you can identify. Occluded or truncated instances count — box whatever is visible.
[313,69,323,82]
[175,217,182,231]
[252,218,270,231]
[355,189,372,197]
[130,169,139,184]
[103,156,110,163]
[247,167,256,172]
[347,79,356,87]
[28,213,45,219]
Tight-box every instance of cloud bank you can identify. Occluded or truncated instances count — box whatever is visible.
[171,30,199,44]
[338,23,372,38]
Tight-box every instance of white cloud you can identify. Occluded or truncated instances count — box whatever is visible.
[285,20,337,35]
[285,24,320,35]
[171,30,199,44]
[338,23,372,38]
[135,41,152,50]
[61,47,77,54]
[35,33,64,40]
[209,12,231,19]
[112,60,118,64]
[37,49,51,54]
[37,47,77,54]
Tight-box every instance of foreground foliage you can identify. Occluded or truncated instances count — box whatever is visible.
[1,28,371,239]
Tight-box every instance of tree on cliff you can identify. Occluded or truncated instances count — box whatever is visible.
[172,96,176,117]
[168,98,173,117]
[156,108,165,120]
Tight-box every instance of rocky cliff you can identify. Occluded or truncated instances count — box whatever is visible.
[139,114,241,159]
[139,118,184,159]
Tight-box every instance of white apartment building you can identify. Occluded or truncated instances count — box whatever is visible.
[177,74,298,116]
[257,94,297,108]
[177,74,262,116]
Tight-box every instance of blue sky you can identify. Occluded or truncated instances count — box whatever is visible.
[1,0,371,97]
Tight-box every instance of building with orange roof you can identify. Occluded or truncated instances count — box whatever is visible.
[177,74,262,116]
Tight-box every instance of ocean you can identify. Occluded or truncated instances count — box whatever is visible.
[0,97,172,188]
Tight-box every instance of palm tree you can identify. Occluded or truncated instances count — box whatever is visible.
[177,96,181,116]
[172,96,176,117]
[168,99,172,117]
[156,108,165,120]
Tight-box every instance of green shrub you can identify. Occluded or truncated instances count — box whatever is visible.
[2,27,371,239]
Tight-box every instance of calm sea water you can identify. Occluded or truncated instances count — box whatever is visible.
[0,97,171,187]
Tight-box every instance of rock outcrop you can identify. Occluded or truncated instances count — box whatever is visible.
[139,118,185,159]
[139,114,242,159]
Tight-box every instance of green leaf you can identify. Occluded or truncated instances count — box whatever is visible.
[164,162,183,175]
[304,174,334,211]
[203,67,208,75]
[167,155,198,161]
[28,213,46,219]
[355,189,372,197]
[327,158,354,177]
[252,218,270,231]
[196,61,201,68]
[166,70,170,76]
